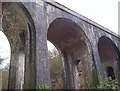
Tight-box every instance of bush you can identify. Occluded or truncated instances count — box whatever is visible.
[37,84,51,91]
[89,77,120,90]
[97,77,120,89]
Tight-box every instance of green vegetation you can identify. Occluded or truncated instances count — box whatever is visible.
[88,69,120,90]
[48,49,120,90]
[88,69,100,88]
[37,84,51,90]
[49,49,62,80]
[97,77,120,89]
[48,48,63,89]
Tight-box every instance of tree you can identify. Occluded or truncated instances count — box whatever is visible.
[0,56,4,64]
[48,48,63,89]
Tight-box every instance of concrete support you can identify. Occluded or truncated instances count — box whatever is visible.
[62,52,80,89]
[22,2,51,88]
[62,52,74,89]
[92,46,105,80]
[24,23,36,89]
[16,52,25,89]
[8,47,18,89]
[35,16,50,87]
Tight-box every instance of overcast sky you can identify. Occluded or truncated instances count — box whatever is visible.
[0,31,10,68]
[54,0,119,34]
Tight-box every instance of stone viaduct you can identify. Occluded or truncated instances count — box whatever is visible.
[0,0,120,89]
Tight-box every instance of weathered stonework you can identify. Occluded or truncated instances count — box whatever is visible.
[1,0,120,89]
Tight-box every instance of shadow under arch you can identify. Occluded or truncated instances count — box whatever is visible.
[47,18,94,89]
[98,36,120,81]
[2,2,36,89]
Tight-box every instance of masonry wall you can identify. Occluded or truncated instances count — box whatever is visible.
[23,0,120,89]
[22,1,51,88]
[44,1,120,81]
[1,0,120,89]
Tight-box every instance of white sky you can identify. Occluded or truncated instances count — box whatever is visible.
[0,31,11,69]
[53,0,119,34]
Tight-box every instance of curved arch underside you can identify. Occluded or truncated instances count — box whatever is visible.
[98,36,120,81]
[98,36,118,63]
[47,18,93,89]
[48,18,86,52]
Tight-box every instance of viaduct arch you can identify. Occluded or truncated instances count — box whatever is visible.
[48,18,93,89]
[0,0,120,89]
[98,36,120,81]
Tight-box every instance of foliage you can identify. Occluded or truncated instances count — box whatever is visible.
[88,69,120,90]
[97,77,120,90]
[48,48,63,88]
[49,49,62,80]
[37,84,50,91]
[88,69,99,88]
[89,76,120,90]
[0,56,4,64]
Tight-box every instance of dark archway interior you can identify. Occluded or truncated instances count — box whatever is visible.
[106,67,115,80]
[47,18,93,89]
[98,36,120,80]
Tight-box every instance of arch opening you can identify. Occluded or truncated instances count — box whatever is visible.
[47,41,63,89]
[2,2,36,89]
[0,31,11,90]
[47,18,93,89]
[106,67,115,80]
[98,36,120,80]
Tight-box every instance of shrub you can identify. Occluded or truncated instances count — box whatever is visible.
[89,77,120,90]
[37,84,51,91]
[97,77,120,90]
[88,69,120,90]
